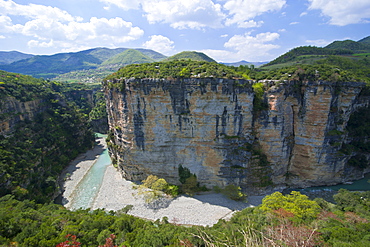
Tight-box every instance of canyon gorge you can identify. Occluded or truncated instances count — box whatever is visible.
[104,78,370,195]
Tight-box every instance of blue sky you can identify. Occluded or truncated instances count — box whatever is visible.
[0,0,369,62]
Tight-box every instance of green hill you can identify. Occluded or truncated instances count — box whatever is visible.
[164,51,216,62]
[325,40,370,53]
[358,36,370,44]
[262,46,352,69]
[262,36,370,70]
[101,49,155,66]
[135,48,167,61]
[0,51,34,65]
[0,48,166,79]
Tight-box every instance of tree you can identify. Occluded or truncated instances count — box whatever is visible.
[260,191,321,220]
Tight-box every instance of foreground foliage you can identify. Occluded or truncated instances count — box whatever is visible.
[0,189,369,246]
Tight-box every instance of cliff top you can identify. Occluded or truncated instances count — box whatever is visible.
[104,60,244,81]
[104,60,367,87]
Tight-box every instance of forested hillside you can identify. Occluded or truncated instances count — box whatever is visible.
[0,70,96,203]
[0,51,34,65]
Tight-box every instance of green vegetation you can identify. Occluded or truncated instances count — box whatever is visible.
[89,90,108,121]
[0,47,165,81]
[137,175,179,203]
[263,46,353,67]
[164,51,216,62]
[101,49,155,67]
[260,191,321,220]
[214,184,247,201]
[0,51,34,65]
[0,70,95,203]
[325,39,370,53]
[252,82,268,112]
[177,165,208,195]
[104,60,244,82]
[1,188,369,246]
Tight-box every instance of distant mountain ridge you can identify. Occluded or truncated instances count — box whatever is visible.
[101,49,156,67]
[222,60,268,67]
[262,35,370,69]
[0,47,166,79]
[0,51,34,65]
[164,51,217,63]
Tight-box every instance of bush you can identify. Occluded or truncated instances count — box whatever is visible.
[260,191,321,221]
[221,184,247,201]
[181,175,198,196]
[140,175,179,199]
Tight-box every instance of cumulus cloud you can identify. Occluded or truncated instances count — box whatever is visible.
[0,0,143,51]
[201,32,280,62]
[143,35,174,55]
[224,0,286,27]
[306,39,331,47]
[142,0,225,29]
[101,0,225,29]
[99,0,141,10]
[308,0,370,26]
[0,0,79,22]
[101,0,288,29]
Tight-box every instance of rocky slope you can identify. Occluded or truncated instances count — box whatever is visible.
[104,78,369,194]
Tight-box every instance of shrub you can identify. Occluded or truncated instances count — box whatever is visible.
[221,184,247,201]
[260,191,321,221]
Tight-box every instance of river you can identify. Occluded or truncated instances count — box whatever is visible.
[62,133,112,210]
[60,134,369,209]
[284,172,370,202]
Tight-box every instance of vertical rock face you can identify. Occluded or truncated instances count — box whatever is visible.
[256,81,366,188]
[0,97,44,134]
[104,78,368,194]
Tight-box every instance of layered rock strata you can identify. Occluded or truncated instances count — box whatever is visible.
[104,78,368,194]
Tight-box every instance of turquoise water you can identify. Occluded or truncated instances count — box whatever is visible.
[283,173,370,203]
[68,134,111,210]
[300,173,370,192]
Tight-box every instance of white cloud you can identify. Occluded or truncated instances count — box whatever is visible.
[289,22,299,25]
[102,0,225,29]
[99,0,141,10]
[224,0,286,27]
[0,34,5,39]
[101,0,286,30]
[202,32,280,62]
[0,0,143,51]
[308,0,370,26]
[221,34,228,38]
[306,39,331,47]
[0,0,79,22]
[143,35,174,55]
[142,0,225,29]
[238,20,264,28]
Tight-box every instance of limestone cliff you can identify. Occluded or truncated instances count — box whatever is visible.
[104,78,368,194]
[0,97,45,134]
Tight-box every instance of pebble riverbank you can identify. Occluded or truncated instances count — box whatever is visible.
[60,136,264,226]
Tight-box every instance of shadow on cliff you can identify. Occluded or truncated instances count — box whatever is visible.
[192,193,255,211]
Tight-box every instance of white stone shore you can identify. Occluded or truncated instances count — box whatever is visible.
[60,136,264,226]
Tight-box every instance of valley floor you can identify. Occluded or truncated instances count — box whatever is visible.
[60,137,264,226]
